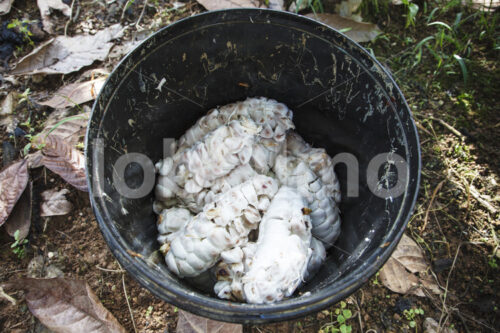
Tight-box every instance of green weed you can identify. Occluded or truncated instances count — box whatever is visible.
[320,301,353,333]
[7,19,35,47]
[11,230,28,258]
[404,308,424,331]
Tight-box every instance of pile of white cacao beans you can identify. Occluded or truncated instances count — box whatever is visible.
[154,97,341,304]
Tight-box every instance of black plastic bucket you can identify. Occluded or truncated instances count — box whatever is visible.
[86,9,420,323]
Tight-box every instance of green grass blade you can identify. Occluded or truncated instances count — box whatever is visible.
[453,54,468,85]
[428,21,452,31]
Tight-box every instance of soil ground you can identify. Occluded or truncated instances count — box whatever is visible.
[0,1,498,332]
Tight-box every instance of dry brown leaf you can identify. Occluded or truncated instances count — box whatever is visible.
[0,0,14,15]
[3,278,126,333]
[379,257,425,296]
[195,0,260,11]
[176,310,242,333]
[390,234,428,273]
[40,111,90,146]
[379,234,441,297]
[420,274,442,295]
[108,40,142,59]
[39,78,106,109]
[36,135,88,191]
[1,91,16,116]
[11,24,123,75]
[4,181,32,240]
[25,151,44,169]
[40,188,72,217]
[423,317,458,333]
[0,114,18,133]
[37,0,71,34]
[305,13,382,43]
[0,160,29,226]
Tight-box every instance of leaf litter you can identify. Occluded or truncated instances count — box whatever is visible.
[40,188,73,217]
[305,13,382,43]
[379,234,441,297]
[40,107,91,145]
[11,24,124,75]
[37,0,71,34]
[176,310,242,333]
[0,0,14,15]
[38,77,106,109]
[0,159,29,226]
[2,278,127,333]
[4,181,32,240]
[34,134,88,191]
[1,91,16,116]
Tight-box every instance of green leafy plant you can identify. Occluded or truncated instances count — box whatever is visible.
[320,301,353,333]
[401,0,419,28]
[403,308,424,331]
[11,230,28,258]
[294,0,324,14]
[359,0,390,23]
[145,305,153,317]
[489,257,498,269]
[125,0,135,10]
[7,19,35,47]
[22,114,88,156]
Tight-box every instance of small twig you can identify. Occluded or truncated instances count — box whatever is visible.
[135,0,149,30]
[449,169,498,214]
[120,266,137,333]
[354,292,364,333]
[438,242,462,330]
[121,0,133,21]
[56,230,73,240]
[414,120,433,137]
[8,317,30,329]
[96,265,125,273]
[421,179,446,232]
[438,242,483,331]
[455,310,472,333]
[0,286,17,305]
[64,0,77,36]
[428,116,465,141]
[468,185,497,214]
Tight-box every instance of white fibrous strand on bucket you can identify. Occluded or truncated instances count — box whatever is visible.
[154,97,342,304]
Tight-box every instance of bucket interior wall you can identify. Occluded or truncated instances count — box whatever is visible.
[87,9,419,320]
